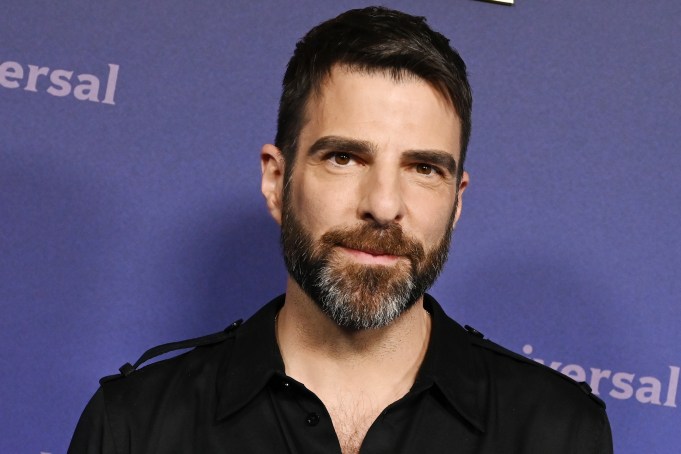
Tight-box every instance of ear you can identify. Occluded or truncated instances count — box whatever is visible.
[452,170,469,228]
[261,143,286,225]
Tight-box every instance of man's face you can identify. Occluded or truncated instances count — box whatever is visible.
[273,66,468,330]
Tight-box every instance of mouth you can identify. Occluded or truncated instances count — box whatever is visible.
[337,246,402,265]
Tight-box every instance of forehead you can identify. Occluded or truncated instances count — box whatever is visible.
[299,66,461,158]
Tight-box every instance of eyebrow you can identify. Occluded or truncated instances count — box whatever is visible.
[403,150,457,175]
[307,136,376,157]
[307,135,457,174]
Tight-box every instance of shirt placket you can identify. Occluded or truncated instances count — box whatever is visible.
[268,373,343,454]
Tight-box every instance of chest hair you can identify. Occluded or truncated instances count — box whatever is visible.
[328,396,386,454]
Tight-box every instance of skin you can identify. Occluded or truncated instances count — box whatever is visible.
[260,65,469,453]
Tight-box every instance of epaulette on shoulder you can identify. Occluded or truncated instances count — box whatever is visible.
[99,319,243,384]
[463,325,607,409]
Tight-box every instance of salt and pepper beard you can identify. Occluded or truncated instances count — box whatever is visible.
[281,189,457,330]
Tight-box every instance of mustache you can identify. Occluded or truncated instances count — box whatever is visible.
[320,223,425,261]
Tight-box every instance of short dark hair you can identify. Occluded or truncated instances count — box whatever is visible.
[275,6,472,178]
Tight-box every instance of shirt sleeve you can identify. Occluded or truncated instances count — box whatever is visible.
[67,387,119,454]
[595,410,614,454]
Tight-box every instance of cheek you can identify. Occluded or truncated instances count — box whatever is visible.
[291,172,357,234]
[405,191,456,246]
[419,214,452,247]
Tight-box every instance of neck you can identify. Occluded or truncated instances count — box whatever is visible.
[276,278,431,397]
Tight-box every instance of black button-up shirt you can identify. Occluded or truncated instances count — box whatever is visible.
[69,294,613,453]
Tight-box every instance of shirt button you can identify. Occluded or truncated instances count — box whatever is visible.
[305,412,320,426]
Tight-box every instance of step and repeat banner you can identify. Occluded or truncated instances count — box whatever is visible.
[2,1,679,452]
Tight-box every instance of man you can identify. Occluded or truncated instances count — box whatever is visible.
[69,7,613,453]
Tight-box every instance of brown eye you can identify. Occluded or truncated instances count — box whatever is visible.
[416,164,433,175]
[333,153,351,165]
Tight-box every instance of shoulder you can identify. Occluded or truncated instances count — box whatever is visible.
[69,295,286,453]
[69,322,243,453]
[469,332,606,411]
[99,320,242,398]
[92,320,242,439]
[426,294,605,414]
[424,289,612,451]
[458,326,612,452]
[465,328,612,451]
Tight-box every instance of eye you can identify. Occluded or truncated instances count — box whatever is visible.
[330,152,352,165]
[416,163,436,175]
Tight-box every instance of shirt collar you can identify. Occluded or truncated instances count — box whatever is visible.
[215,293,488,432]
[419,294,488,433]
[216,294,285,421]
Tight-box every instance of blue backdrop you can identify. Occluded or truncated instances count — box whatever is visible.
[2,1,679,452]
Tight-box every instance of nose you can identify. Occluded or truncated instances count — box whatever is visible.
[357,166,405,226]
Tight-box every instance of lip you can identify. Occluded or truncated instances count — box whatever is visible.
[337,246,402,265]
